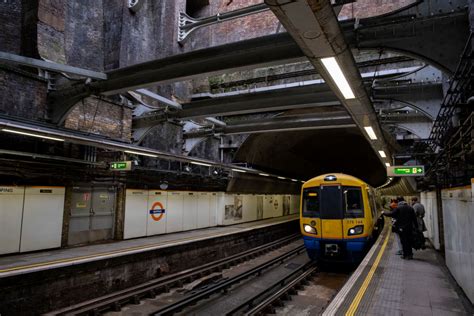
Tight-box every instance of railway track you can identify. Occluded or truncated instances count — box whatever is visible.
[151,244,307,315]
[45,234,301,316]
[227,262,318,315]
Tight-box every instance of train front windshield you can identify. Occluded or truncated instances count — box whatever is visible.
[302,186,364,219]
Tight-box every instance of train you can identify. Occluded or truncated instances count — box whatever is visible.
[300,173,384,263]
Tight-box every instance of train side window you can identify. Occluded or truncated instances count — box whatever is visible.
[368,189,377,219]
[343,186,364,218]
[302,187,320,218]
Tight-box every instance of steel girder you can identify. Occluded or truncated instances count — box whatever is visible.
[342,0,469,75]
[184,112,355,138]
[133,82,341,125]
[48,0,469,124]
[133,78,442,141]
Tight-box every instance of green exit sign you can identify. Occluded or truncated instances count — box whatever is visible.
[110,161,132,171]
[387,165,425,177]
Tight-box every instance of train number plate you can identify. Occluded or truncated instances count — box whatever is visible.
[325,243,339,254]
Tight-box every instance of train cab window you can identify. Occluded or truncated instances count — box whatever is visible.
[320,185,343,219]
[343,186,364,218]
[302,187,320,218]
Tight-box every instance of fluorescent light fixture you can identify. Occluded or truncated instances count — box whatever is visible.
[191,161,212,167]
[301,181,305,183]
[385,162,391,167]
[364,126,377,140]
[124,150,158,158]
[2,128,65,142]
[378,150,387,158]
[291,179,298,182]
[259,173,270,177]
[320,57,355,99]
[278,176,286,180]
[232,168,246,173]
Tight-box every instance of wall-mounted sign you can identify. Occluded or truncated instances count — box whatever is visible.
[387,165,425,177]
[110,161,132,171]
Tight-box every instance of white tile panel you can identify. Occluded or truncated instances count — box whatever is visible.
[272,195,283,217]
[166,191,184,233]
[256,195,264,220]
[147,190,167,236]
[209,192,219,227]
[442,185,474,303]
[124,189,148,239]
[0,186,24,255]
[20,187,65,252]
[421,191,440,249]
[183,192,198,231]
[263,195,274,219]
[197,192,211,229]
[282,195,291,216]
[290,195,300,214]
[242,195,258,223]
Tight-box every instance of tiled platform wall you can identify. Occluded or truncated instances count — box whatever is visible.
[421,180,474,304]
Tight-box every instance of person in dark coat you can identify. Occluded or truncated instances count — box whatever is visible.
[411,197,427,250]
[383,196,418,259]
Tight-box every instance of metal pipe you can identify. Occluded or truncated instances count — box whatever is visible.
[178,4,269,42]
[0,51,107,80]
[0,117,301,180]
[204,117,227,127]
[135,89,182,110]
[0,149,106,166]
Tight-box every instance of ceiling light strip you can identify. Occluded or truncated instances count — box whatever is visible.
[364,126,377,140]
[124,150,158,158]
[2,128,65,142]
[320,57,355,100]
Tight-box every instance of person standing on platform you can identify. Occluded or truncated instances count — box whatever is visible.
[383,196,418,259]
[411,197,426,231]
[389,199,403,255]
[411,197,427,249]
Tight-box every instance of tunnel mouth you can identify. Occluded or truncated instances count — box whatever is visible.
[233,127,387,187]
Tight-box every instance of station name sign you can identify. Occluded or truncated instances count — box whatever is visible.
[110,161,132,171]
[387,165,425,177]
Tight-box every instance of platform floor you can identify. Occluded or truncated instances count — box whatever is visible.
[0,214,298,278]
[325,229,473,316]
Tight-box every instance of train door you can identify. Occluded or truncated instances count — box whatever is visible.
[68,186,116,246]
[320,185,344,240]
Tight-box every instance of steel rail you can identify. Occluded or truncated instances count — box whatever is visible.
[45,234,300,316]
[237,263,318,315]
[151,245,307,316]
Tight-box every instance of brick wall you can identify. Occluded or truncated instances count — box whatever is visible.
[0,0,22,54]
[339,0,416,20]
[37,0,66,63]
[64,97,132,141]
[141,122,183,154]
[64,0,104,71]
[0,68,48,120]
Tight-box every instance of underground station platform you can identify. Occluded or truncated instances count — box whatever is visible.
[323,227,474,316]
[0,215,298,277]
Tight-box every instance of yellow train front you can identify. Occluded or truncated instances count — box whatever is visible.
[300,173,382,263]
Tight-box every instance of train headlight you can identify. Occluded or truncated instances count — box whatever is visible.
[304,224,317,234]
[348,225,364,236]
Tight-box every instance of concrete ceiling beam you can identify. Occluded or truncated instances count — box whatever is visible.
[265,0,391,170]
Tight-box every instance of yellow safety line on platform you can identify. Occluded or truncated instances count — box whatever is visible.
[0,232,220,273]
[345,230,391,316]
